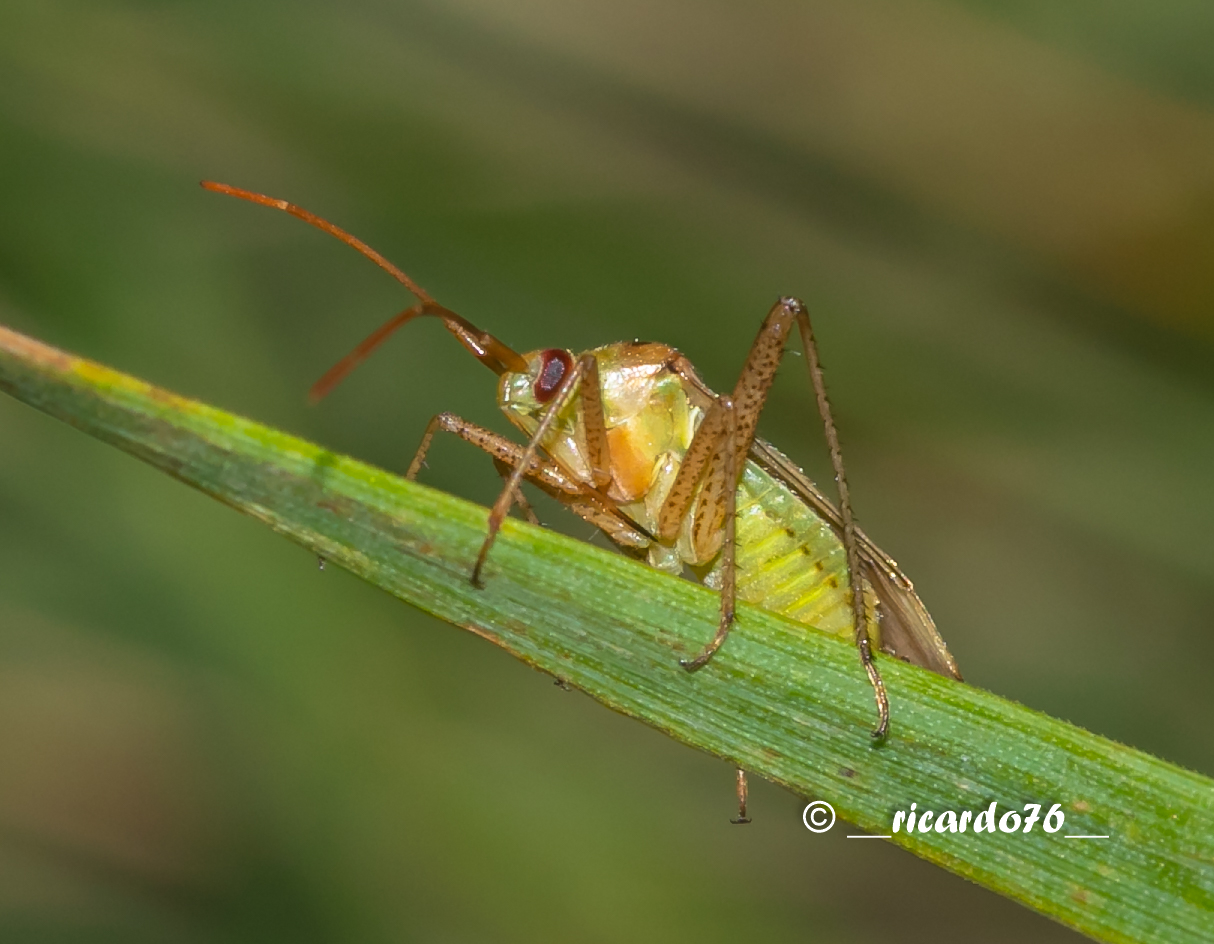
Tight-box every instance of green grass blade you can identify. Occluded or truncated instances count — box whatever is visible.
[1,322,1211,943]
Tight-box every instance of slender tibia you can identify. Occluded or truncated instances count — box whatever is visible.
[473,354,597,586]
[681,395,738,671]
[407,412,590,496]
[791,298,889,739]
[406,413,444,481]
[493,458,541,526]
[731,768,751,825]
[407,411,650,570]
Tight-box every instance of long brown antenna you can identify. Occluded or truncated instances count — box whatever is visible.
[202,180,527,398]
[201,181,434,304]
[308,302,527,401]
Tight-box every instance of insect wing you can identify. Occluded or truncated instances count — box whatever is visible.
[749,438,962,680]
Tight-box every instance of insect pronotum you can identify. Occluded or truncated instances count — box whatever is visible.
[202,181,962,816]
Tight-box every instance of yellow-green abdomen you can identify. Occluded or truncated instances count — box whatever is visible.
[707,461,876,644]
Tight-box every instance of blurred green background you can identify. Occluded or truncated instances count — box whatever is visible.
[2,1,1213,941]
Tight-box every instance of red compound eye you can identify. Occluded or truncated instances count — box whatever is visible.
[534,349,573,403]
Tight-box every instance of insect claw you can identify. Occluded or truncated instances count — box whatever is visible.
[865,658,891,740]
[470,553,488,588]
[730,767,751,823]
[470,513,505,588]
[679,646,717,672]
[681,605,735,672]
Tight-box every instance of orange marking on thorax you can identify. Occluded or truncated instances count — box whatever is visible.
[607,425,657,502]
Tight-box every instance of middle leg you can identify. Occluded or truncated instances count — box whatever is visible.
[659,298,889,735]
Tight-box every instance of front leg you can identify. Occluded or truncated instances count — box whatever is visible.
[407,411,589,497]
[407,411,650,572]
[474,353,611,585]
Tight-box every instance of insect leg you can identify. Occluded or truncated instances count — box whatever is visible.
[473,354,602,585]
[492,458,541,526]
[405,412,445,481]
[731,768,751,825]
[679,394,738,671]
[578,354,613,492]
[659,296,804,550]
[655,398,727,543]
[789,299,889,740]
[407,410,649,547]
[666,298,891,736]
[664,297,809,670]
[407,412,584,495]
[405,414,541,524]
